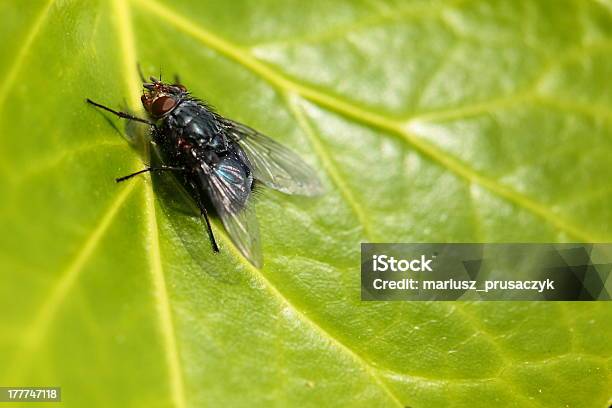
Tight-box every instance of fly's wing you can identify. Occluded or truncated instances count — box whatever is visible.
[225,120,324,196]
[198,160,263,268]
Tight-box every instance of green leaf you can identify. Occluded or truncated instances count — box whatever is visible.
[1,0,611,407]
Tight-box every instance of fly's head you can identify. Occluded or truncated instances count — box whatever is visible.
[141,78,187,119]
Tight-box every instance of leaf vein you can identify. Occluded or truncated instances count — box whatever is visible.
[0,0,56,111]
[249,0,467,50]
[286,94,376,241]
[8,181,136,382]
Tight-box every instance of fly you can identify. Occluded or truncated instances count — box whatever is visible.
[87,71,323,268]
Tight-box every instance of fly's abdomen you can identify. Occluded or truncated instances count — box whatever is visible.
[204,146,253,215]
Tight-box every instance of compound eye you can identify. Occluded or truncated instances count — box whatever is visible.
[151,95,177,117]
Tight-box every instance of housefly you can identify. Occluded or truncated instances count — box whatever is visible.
[87,73,323,268]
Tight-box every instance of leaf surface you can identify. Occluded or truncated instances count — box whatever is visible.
[0,0,611,407]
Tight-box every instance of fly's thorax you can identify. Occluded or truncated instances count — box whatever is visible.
[158,100,222,147]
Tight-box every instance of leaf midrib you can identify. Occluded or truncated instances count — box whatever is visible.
[113,0,187,407]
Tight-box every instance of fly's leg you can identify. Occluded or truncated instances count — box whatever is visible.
[190,186,220,253]
[173,74,181,86]
[86,98,155,127]
[200,206,220,253]
[116,165,185,183]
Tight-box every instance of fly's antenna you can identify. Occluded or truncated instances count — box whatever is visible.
[136,62,146,82]
[159,66,163,82]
